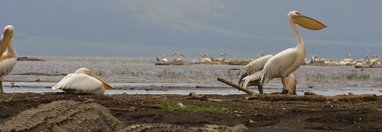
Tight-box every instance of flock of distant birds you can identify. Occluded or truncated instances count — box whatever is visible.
[156,52,381,67]
[0,11,379,96]
[307,54,381,67]
[156,51,228,65]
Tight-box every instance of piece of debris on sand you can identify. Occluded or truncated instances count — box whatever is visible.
[17,57,45,61]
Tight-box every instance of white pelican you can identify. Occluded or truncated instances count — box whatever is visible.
[0,25,17,93]
[172,51,184,62]
[52,68,113,95]
[156,54,168,63]
[238,54,297,94]
[199,53,212,63]
[260,11,326,88]
[217,52,227,63]
[369,55,380,66]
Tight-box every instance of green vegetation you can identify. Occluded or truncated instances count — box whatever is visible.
[147,102,229,113]
[13,72,66,76]
[93,70,107,77]
[305,72,370,81]
[345,72,370,80]
[114,69,212,79]
[156,70,183,79]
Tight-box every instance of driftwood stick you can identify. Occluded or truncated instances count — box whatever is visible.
[217,77,256,95]
[245,94,377,102]
[188,92,222,102]
[355,65,382,68]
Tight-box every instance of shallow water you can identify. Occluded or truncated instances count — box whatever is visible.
[4,56,382,95]
[3,82,382,96]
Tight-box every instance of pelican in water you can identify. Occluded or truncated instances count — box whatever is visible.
[52,68,113,95]
[239,54,297,94]
[259,11,326,88]
[0,25,17,93]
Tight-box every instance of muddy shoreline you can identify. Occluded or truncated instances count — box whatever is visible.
[1,93,381,131]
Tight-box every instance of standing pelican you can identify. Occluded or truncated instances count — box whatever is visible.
[52,68,113,95]
[0,25,17,93]
[260,11,326,88]
[239,54,297,94]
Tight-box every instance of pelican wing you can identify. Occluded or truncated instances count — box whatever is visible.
[244,55,273,74]
[238,55,272,84]
[260,48,298,85]
[52,74,103,93]
[242,71,262,88]
[0,58,16,78]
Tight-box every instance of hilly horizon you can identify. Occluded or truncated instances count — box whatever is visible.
[1,0,381,59]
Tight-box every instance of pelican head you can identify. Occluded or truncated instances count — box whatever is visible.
[75,67,113,89]
[288,11,326,30]
[0,25,14,56]
[74,67,92,74]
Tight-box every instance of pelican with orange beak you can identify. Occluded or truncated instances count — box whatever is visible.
[258,11,326,89]
[52,68,113,95]
[0,25,17,93]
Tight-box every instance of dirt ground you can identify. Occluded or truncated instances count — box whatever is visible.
[0,92,381,131]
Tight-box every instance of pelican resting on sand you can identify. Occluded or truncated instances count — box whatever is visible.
[239,54,297,94]
[156,54,168,63]
[217,52,227,63]
[52,68,113,95]
[200,54,212,63]
[259,11,326,89]
[0,25,17,93]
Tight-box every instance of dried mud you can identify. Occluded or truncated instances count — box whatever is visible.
[0,93,381,131]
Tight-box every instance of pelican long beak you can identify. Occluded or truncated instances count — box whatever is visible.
[0,25,14,56]
[89,74,113,89]
[293,14,326,30]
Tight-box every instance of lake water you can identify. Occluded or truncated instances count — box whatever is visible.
[4,56,382,95]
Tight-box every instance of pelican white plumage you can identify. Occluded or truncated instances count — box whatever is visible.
[217,52,227,63]
[161,54,168,63]
[238,54,297,94]
[172,51,184,62]
[0,25,17,93]
[156,54,168,63]
[238,54,273,85]
[369,55,380,66]
[52,68,113,95]
[259,11,326,88]
[199,54,212,63]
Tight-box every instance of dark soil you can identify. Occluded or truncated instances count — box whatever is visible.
[1,93,381,131]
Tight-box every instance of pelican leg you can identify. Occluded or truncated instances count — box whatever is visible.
[281,77,287,94]
[258,85,264,94]
[0,81,3,93]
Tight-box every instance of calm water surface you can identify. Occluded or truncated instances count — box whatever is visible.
[4,56,382,95]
